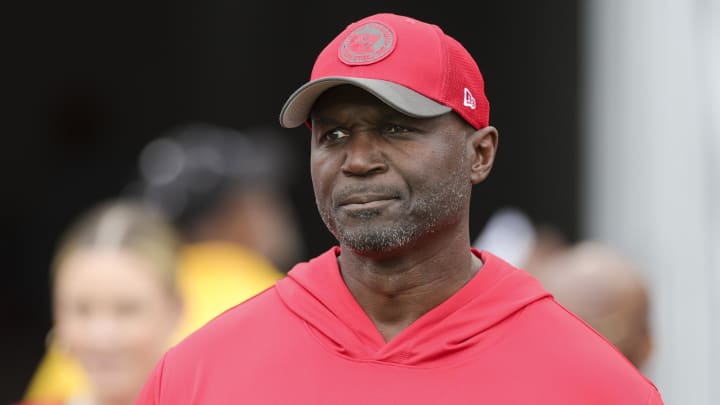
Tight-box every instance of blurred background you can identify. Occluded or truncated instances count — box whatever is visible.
[2,1,717,404]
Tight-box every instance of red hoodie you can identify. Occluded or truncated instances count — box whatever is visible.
[136,248,663,404]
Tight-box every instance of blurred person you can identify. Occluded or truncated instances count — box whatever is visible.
[18,199,182,405]
[472,206,569,270]
[134,122,305,272]
[475,207,653,369]
[24,123,303,403]
[129,122,304,340]
[136,13,662,404]
[526,241,654,370]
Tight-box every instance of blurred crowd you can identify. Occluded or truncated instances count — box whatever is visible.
[18,123,306,405]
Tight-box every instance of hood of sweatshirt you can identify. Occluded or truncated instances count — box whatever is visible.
[275,247,551,367]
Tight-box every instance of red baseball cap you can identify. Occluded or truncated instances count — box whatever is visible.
[279,13,490,130]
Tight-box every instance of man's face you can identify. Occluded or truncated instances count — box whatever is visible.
[309,85,475,255]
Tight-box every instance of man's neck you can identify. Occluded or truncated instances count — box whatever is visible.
[337,232,482,343]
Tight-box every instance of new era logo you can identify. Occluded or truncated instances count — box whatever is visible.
[463,88,476,110]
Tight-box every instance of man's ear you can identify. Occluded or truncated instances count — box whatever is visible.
[468,126,499,184]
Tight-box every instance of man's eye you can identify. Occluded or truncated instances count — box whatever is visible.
[322,128,350,143]
[384,124,411,134]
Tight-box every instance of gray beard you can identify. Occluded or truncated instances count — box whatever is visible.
[317,161,470,254]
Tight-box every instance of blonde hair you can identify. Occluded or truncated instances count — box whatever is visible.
[51,199,180,296]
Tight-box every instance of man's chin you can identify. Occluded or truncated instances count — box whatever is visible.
[343,207,383,219]
[336,225,415,255]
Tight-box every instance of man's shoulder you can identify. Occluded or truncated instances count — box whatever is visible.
[136,282,311,403]
[515,297,625,359]
[168,285,288,358]
[512,297,659,394]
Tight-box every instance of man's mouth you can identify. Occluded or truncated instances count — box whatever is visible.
[338,194,399,210]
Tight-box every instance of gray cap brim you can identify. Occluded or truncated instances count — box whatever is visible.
[279,77,452,128]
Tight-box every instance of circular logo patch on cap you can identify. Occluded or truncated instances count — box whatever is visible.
[338,22,395,65]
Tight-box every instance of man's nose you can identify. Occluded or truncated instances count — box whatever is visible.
[340,132,388,176]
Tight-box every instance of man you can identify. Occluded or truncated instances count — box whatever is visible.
[135,13,663,404]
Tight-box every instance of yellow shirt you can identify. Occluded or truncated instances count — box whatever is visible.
[24,242,285,401]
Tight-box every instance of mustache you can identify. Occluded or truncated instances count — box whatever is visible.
[332,185,404,207]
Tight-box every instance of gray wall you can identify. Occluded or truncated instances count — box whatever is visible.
[583,1,720,403]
